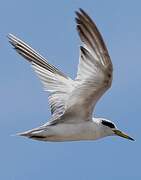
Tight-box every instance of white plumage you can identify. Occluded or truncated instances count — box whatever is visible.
[8,9,134,142]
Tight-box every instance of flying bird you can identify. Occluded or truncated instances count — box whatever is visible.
[8,9,134,142]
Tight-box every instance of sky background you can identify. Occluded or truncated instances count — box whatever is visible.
[0,0,141,179]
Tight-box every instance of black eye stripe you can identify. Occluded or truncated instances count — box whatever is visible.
[101,120,115,128]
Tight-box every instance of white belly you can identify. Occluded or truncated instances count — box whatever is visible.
[39,122,101,142]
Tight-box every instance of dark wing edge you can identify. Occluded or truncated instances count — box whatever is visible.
[75,8,113,70]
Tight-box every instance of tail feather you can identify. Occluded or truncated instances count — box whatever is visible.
[16,127,47,140]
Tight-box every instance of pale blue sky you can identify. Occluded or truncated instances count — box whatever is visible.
[0,0,141,179]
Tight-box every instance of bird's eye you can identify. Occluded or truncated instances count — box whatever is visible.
[101,120,115,128]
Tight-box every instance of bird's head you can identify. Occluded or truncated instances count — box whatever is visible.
[98,118,134,141]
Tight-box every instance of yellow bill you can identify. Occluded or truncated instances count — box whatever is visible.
[113,129,134,141]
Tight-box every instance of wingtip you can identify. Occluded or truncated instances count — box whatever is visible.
[79,8,84,13]
[7,33,12,38]
[7,33,21,46]
[75,8,83,16]
[77,8,87,16]
[7,33,15,41]
[7,33,17,47]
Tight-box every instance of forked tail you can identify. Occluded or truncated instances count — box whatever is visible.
[17,126,48,141]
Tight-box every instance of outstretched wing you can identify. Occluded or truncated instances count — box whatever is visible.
[8,34,74,119]
[64,9,113,120]
[8,8,113,126]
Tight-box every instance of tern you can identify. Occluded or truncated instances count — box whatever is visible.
[8,9,134,142]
